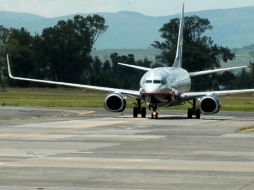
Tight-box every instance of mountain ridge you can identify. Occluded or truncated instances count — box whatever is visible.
[0,6,254,49]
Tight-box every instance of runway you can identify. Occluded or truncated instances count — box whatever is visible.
[0,106,254,190]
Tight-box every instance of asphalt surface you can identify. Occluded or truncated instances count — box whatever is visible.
[0,106,254,190]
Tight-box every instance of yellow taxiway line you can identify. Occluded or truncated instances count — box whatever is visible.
[238,126,254,133]
[79,111,96,115]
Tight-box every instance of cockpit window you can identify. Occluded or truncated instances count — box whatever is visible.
[153,80,161,84]
[146,80,166,85]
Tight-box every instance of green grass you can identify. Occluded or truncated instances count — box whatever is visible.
[0,88,106,108]
[0,88,254,112]
[219,95,254,112]
[166,94,254,112]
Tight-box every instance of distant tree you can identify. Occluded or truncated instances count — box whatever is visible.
[233,69,253,89]
[91,56,102,84]
[39,15,108,83]
[152,15,235,90]
[249,61,254,85]
[249,51,254,58]
[250,61,254,75]
[109,53,152,89]
[217,71,236,89]
[110,52,119,75]
[102,60,111,75]
[0,26,9,88]
[6,28,35,86]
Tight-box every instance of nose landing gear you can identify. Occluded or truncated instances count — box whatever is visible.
[133,98,147,118]
[149,105,158,119]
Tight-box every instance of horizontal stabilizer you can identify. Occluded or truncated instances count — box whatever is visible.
[118,63,151,71]
[189,66,247,77]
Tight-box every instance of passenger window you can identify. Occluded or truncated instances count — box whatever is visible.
[146,80,152,83]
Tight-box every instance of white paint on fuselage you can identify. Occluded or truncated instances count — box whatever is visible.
[140,67,191,107]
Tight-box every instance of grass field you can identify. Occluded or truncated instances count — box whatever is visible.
[0,88,254,112]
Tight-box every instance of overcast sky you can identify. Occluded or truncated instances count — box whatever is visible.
[0,0,254,17]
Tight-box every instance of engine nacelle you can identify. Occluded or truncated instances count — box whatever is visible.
[104,93,126,112]
[199,96,221,115]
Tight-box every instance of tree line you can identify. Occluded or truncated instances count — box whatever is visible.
[0,14,253,90]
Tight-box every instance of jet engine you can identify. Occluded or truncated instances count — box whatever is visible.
[199,96,221,115]
[104,93,126,112]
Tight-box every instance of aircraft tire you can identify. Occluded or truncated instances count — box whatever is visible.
[187,108,193,119]
[133,107,138,118]
[141,107,146,118]
[196,109,201,119]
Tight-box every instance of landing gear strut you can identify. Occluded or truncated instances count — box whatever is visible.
[187,99,201,119]
[133,98,146,118]
[150,105,158,119]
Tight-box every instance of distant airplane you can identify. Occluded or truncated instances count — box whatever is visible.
[7,4,254,119]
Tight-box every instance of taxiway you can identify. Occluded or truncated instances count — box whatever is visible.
[0,106,253,190]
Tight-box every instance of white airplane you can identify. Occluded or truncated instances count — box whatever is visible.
[6,4,254,119]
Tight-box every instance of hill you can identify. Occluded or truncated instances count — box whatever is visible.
[1,6,254,49]
[92,45,254,68]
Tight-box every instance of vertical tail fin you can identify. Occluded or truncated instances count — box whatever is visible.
[173,3,184,68]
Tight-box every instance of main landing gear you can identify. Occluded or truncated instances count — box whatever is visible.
[133,98,146,118]
[187,99,201,119]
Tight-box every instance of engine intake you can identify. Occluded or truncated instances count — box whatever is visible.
[104,93,126,112]
[199,96,221,115]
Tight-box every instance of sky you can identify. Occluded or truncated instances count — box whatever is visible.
[0,0,254,17]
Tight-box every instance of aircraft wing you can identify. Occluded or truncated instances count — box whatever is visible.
[189,66,247,77]
[180,89,254,100]
[7,55,140,97]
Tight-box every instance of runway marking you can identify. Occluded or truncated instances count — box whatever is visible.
[0,133,72,140]
[0,186,117,190]
[0,148,78,157]
[75,152,94,154]
[7,157,254,172]
[73,134,163,140]
[79,110,96,115]
[195,151,254,157]
[222,133,254,138]
[11,120,129,130]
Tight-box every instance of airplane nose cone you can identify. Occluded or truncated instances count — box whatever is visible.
[144,85,160,93]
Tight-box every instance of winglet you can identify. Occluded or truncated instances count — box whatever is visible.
[6,54,14,78]
[173,3,184,68]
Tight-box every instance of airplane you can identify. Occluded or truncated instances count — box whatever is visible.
[6,3,254,119]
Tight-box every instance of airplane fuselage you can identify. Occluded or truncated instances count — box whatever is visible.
[140,67,191,107]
